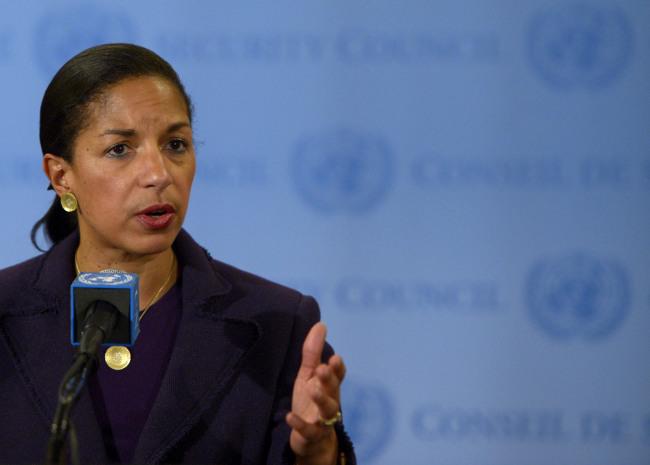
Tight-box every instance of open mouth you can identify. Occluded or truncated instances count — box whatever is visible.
[146,210,167,217]
[137,208,175,229]
[139,204,175,216]
[136,205,175,229]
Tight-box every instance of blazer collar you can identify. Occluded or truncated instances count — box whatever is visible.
[31,229,234,311]
[32,229,79,312]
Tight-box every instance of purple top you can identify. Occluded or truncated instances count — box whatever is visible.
[88,281,182,463]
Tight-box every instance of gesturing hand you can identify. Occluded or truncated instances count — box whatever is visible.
[286,323,346,465]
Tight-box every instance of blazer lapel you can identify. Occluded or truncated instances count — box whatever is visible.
[0,309,71,426]
[0,231,108,463]
[1,309,110,463]
[132,309,260,464]
[132,231,262,463]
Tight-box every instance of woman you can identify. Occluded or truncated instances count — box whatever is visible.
[0,43,354,464]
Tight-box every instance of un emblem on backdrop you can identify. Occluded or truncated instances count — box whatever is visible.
[291,128,394,213]
[527,4,633,89]
[526,252,629,340]
[341,378,394,462]
[35,5,136,77]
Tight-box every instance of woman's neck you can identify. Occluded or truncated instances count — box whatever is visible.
[74,246,178,311]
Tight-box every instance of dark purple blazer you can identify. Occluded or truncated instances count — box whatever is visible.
[0,230,354,464]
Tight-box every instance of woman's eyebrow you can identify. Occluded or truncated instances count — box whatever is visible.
[98,123,190,137]
[166,122,192,133]
[98,128,136,137]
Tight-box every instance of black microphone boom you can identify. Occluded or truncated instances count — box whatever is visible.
[78,299,120,365]
[46,299,120,464]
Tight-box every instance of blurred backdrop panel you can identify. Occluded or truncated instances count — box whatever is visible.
[0,2,648,464]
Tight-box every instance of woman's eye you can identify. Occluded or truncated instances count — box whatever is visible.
[167,139,188,153]
[107,143,130,158]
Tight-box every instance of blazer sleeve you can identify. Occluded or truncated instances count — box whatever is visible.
[265,294,356,465]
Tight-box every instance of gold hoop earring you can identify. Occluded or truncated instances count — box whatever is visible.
[60,192,78,212]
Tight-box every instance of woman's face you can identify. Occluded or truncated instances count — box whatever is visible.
[64,75,195,258]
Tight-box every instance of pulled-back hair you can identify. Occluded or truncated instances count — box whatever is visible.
[31,43,193,250]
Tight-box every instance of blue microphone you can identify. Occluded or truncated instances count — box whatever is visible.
[70,270,140,347]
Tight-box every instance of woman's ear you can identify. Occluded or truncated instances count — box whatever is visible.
[43,154,72,196]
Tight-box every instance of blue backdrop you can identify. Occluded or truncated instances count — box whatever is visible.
[0,2,649,464]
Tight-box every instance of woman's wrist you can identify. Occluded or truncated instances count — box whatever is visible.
[294,429,338,465]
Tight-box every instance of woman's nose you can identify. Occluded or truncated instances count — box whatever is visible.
[138,146,172,189]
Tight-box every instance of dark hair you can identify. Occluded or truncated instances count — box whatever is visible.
[31,43,193,251]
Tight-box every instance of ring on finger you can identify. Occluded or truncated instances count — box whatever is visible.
[318,411,342,426]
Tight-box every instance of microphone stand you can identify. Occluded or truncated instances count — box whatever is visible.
[45,353,95,464]
[45,301,118,465]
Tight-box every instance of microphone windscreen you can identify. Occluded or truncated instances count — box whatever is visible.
[70,271,140,346]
